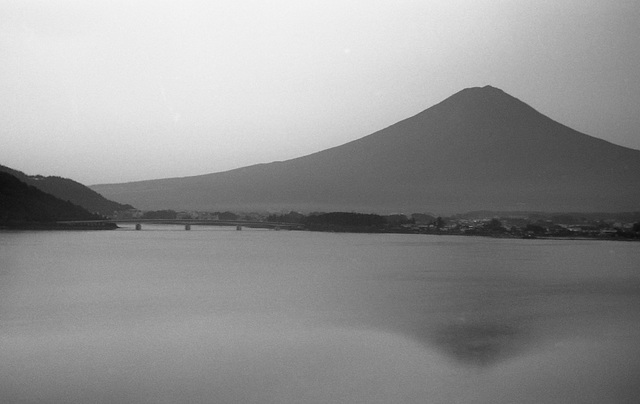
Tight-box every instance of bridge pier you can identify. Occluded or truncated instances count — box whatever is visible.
[135,223,142,230]
[185,224,191,230]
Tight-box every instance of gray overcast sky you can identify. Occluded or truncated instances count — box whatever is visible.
[1,0,639,185]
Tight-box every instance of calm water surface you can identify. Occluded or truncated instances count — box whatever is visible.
[1,225,639,403]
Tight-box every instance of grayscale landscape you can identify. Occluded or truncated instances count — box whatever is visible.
[1,2,640,403]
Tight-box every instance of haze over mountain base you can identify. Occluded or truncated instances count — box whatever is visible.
[91,86,640,214]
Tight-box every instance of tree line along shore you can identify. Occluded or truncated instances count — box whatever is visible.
[113,209,640,240]
[2,166,638,238]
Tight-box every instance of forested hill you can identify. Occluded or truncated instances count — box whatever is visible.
[0,171,104,225]
[0,165,133,216]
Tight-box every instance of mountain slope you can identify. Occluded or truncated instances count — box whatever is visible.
[91,86,640,214]
[0,171,103,224]
[0,165,134,215]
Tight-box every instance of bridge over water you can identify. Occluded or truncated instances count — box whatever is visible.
[57,219,302,231]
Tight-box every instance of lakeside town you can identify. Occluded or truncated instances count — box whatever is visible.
[112,209,640,240]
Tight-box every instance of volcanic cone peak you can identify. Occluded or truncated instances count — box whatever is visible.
[91,86,640,214]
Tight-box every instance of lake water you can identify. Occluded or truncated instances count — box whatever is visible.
[1,225,639,403]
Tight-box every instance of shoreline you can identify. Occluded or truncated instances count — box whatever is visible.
[2,222,638,241]
[299,226,640,242]
[0,222,118,231]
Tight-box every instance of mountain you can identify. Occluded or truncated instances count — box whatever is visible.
[0,171,103,225]
[90,86,640,214]
[0,165,134,216]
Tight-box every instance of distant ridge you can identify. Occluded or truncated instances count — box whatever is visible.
[91,86,640,214]
[0,165,133,216]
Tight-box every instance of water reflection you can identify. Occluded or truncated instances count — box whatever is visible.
[1,229,640,403]
[1,315,461,404]
[352,238,640,371]
[432,321,525,365]
[423,274,640,366]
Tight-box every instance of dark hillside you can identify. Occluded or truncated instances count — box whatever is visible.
[0,165,133,216]
[0,171,103,225]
